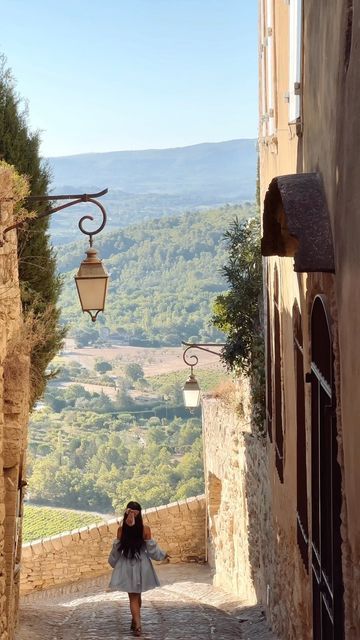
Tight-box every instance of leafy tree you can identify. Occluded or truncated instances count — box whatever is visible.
[45,393,67,413]
[73,327,99,347]
[212,215,265,429]
[95,360,112,374]
[124,363,144,382]
[0,54,65,403]
[177,421,202,447]
[212,217,263,372]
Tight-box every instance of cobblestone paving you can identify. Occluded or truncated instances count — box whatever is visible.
[16,564,277,640]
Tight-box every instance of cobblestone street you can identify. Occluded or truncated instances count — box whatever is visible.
[16,564,277,640]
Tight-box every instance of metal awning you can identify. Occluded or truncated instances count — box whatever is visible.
[261,173,335,273]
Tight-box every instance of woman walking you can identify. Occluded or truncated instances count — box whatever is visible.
[109,501,168,636]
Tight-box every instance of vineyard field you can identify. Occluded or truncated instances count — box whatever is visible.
[23,505,105,542]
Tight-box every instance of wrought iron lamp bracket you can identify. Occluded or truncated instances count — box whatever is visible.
[0,188,108,247]
[181,341,225,370]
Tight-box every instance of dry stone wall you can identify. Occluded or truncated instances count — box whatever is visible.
[20,496,206,595]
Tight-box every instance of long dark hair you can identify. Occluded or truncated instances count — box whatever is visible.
[119,501,144,559]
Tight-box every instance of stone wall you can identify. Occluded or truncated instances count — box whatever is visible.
[20,496,206,595]
[202,380,311,639]
[0,165,31,639]
[202,379,270,604]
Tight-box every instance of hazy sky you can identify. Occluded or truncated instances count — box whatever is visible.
[0,1,258,157]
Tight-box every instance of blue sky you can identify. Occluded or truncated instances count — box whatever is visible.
[0,1,258,157]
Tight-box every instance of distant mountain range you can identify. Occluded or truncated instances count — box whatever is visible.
[47,139,257,244]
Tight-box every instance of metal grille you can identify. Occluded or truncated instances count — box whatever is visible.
[274,269,284,482]
[310,296,344,640]
[266,290,273,441]
[293,306,309,571]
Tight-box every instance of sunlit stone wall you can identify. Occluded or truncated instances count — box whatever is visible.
[20,496,206,595]
[0,166,31,639]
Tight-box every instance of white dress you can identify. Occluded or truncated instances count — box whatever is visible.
[108,539,166,593]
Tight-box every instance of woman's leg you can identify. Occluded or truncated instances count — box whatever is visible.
[128,592,141,630]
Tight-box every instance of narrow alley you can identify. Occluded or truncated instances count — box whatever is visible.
[16,564,276,640]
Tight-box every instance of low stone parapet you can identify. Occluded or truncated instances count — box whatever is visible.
[20,495,206,595]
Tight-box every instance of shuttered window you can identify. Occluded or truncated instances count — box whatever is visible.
[289,0,303,122]
[266,0,276,135]
[260,0,276,137]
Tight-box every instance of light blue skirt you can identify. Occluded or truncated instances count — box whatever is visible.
[108,539,166,593]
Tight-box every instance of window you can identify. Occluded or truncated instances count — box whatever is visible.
[266,0,276,135]
[289,0,303,122]
[293,304,308,570]
[260,0,276,137]
[260,1,267,138]
[274,268,284,482]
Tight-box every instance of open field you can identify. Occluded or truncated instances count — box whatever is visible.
[57,381,119,399]
[61,339,223,377]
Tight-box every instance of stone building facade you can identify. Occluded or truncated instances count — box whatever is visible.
[259,1,360,638]
[0,165,31,639]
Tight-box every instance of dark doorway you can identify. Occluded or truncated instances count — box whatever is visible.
[310,296,344,640]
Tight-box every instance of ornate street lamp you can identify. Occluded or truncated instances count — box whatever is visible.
[75,246,109,322]
[181,341,225,408]
[182,368,201,409]
[0,189,109,321]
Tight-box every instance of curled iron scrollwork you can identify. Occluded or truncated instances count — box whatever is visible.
[1,188,108,246]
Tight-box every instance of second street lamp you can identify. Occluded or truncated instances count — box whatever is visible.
[182,368,201,409]
[181,341,225,409]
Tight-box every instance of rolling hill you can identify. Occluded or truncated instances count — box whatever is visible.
[47,140,257,244]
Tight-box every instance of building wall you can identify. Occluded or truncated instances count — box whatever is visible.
[202,380,269,604]
[0,165,31,639]
[20,496,206,595]
[202,379,310,639]
[259,1,360,638]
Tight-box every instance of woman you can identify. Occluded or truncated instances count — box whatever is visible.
[109,501,167,636]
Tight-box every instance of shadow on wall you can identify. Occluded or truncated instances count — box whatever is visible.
[207,472,222,569]
[242,294,314,640]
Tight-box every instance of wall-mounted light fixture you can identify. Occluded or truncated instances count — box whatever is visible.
[0,189,109,322]
[181,341,225,408]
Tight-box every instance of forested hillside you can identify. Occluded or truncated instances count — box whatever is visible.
[58,203,256,346]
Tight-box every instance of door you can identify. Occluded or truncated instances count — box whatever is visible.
[310,296,344,640]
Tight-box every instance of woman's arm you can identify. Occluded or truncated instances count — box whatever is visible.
[116,525,122,540]
[143,524,151,540]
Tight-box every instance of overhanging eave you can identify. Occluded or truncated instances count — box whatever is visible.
[261,173,335,273]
